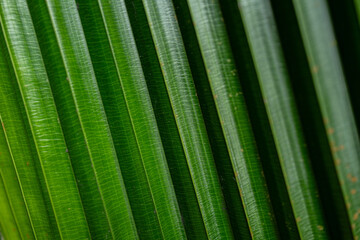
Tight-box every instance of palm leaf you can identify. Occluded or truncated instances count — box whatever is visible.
[271,0,353,237]
[236,0,328,238]
[0,124,33,239]
[0,0,90,238]
[76,0,163,238]
[327,0,360,132]
[291,0,360,237]
[173,0,251,238]
[95,0,186,238]
[39,0,140,238]
[186,0,281,238]
[219,0,299,238]
[26,0,117,238]
[141,0,234,238]
[0,25,59,239]
[0,174,21,240]
[125,0,207,238]
[0,0,358,239]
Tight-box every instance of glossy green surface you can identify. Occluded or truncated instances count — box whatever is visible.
[27,1,113,238]
[173,0,251,238]
[271,0,353,238]
[42,0,138,238]
[0,20,59,240]
[125,0,206,238]
[0,1,358,239]
[237,0,328,238]
[186,0,279,238]
[142,0,233,238]
[219,0,299,238]
[0,0,90,238]
[96,0,186,238]
[76,0,163,238]
[0,175,21,240]
[0,124,34,239]
[291,0,360,237]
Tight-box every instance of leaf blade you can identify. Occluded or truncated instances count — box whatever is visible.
[291,0,360,236]
[0,0,90,238]
[142,0,234,238]
[96,0,186,238]
[236,0,329,238]
[42,0,139,238]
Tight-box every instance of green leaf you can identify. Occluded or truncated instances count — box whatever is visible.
[271,0,353,238]
[0,0,90,238]
[291,0,360,237]
[236,0,328,238]
[77,1,164,239]
[0,25,59,239]
[327,0,360,133]
[76,0,163,238]
[40,0,139,238]
[95,0,186,238]
[185,0,281,238]
[142,0,233,238]
[354,0,360,26]
[125,0,207,238]
[26,0,115,238]
[219,0,299,238]
[0,123,34,239]
[173,0,251,238]
[0,174,21,240]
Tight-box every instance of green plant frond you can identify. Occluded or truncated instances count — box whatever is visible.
[236,0,328,238]
[291,0,360,237]
[0,0,90,238]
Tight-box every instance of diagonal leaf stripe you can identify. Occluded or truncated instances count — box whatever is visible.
[0,0,90,238]
[142,0,233,238]
[0,0,358,239]
[236,0,328,238]
[186,0,279,238]
[291,0,360,237]
[41,0,138,238]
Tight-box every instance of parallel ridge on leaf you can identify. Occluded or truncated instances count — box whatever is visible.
[96,0,186,238]
[236,0,328,238]
[0,0,90,238]
[142,0,234,238]
[186,0,280,238]
[291,0,360,237]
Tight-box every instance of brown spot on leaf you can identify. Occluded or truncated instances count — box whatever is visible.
[296,217,301,223]
[335,159,341,166]
[351,189,357,195]
[312,65,319,73]
[353,210,360,221]
[317,225,324,231]
[327,128,334,134]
